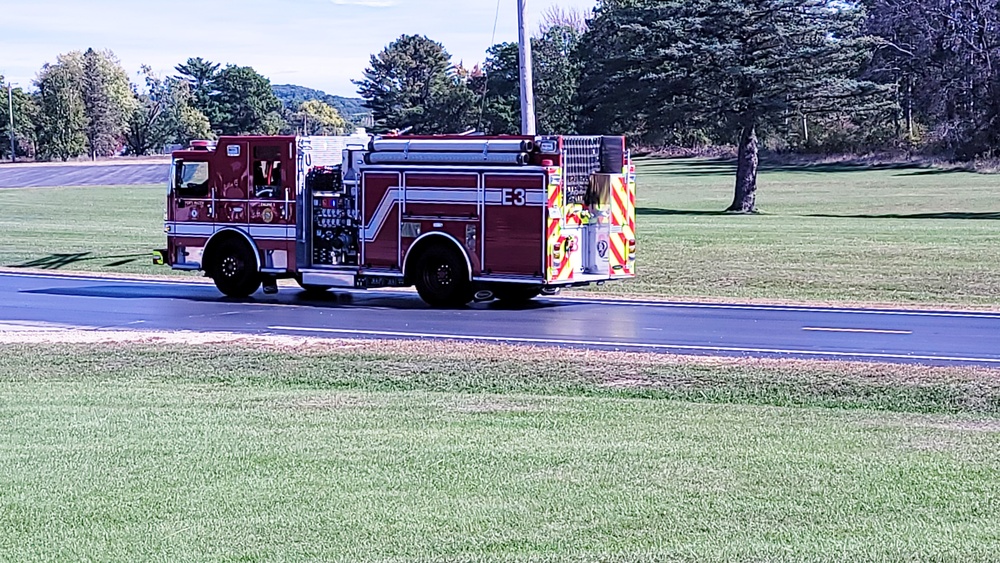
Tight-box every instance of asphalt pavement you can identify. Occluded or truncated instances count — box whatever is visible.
[0,163,169,188]
[2,271,999,366]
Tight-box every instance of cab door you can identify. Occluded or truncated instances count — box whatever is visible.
[213,139,250,227]
[168,155,214,268]
[247,139,296,271]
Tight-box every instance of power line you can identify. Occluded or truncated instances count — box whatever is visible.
[476,0,503,132]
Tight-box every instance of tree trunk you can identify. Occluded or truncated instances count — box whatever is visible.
[727,122,758,213]
[905,75,913,143]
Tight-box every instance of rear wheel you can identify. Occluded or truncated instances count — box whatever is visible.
[413,245,473,307]
[491,284,542,303]
[210,238,261,297]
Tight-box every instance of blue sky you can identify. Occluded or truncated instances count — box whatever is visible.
[1,0,598,97]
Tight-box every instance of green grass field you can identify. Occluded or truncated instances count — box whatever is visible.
[1,158,998,304]
[1,341,998,562]
[626,159,1000,306]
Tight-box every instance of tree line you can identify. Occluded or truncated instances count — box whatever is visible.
[3,1,998,207]
[354,0,1000,210]
[0,52,355,162]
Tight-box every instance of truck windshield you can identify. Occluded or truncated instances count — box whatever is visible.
[175,160,209,197]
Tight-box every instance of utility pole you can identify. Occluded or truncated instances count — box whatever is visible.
[7,82,14,163]
[517,0,536,135]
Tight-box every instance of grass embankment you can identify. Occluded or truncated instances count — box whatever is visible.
[1,339,999,562]
[1,159,999,306]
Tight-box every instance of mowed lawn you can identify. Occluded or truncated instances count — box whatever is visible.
[0,182,167,275]
[0,341,998,562]
[624,159,1000,306]
[1,158,998,305]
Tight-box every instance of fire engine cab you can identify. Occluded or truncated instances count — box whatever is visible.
[155,133,636,306]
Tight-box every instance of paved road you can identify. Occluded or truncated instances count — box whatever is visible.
[2,271,999,366]
[0,163,169,188]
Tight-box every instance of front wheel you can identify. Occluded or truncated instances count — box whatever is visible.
[210,239,261,297]
[413,246,473,307]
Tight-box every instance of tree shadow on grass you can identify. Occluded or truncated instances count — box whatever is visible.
[892,168,970,177]
[636,207,729,216]
[637,208,1000,220]
[10,252,147,269]
[759,162,925,173]
[640,157,946,176]
[805,212,1000,220]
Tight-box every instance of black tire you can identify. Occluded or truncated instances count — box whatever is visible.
[491,284,542,303]
[210,238,261,297]
[413,245,473,307]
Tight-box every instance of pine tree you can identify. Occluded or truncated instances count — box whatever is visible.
[175,57,221,126]
[579,0,889,212]
[211,65,283,135]
[355,35,462,133]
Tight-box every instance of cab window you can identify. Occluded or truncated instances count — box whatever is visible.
[253,146,283,198]
[175,161,209,197]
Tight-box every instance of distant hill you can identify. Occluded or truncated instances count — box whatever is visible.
[272,84,369,122]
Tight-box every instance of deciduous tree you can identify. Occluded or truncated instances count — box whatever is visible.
[124,66,175,155]
[82,48,136,158]
[293,99,348,135]
[476,25,583,135]
[35,52,88,161]
[864,0,1000,159]
[0,76,40,160]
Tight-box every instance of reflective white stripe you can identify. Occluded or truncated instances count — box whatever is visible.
[165,222,292,241]
[484,189,545,206]
[406,188,543,206]
[247,225,290,238]
[168,223,214,237]
[362,188,399,242]
[405,188,479,203]
[363,186,545,242]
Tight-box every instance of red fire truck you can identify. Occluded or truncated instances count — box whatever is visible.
[154,133,636,306]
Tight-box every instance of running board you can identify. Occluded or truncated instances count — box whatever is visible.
[300,270,355,288]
